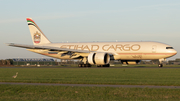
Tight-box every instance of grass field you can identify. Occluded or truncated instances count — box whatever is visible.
[1,67,180,101]
[1,85,180,101]
[0,68,180,86]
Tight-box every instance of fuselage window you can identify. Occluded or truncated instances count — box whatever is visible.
[166,47,173,49]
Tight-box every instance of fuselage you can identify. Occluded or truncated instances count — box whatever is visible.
[8,18,177,67]
[27,41,177,60]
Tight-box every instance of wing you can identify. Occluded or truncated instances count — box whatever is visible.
[7,43,91,53]
[7,43,115,59]
[7,43,92,59]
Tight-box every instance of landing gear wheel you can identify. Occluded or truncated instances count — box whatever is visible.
[78,64,82,67]
[78,64,91,68]
[82,64,86,67]
[158,64,163,68]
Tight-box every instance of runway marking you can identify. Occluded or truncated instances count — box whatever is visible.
[0,82,180,89]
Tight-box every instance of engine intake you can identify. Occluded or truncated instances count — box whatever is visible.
[88,52,110,65]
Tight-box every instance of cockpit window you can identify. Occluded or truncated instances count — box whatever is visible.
[166,47,173,49]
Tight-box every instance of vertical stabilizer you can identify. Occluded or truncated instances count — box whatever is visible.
[26,18,51,45]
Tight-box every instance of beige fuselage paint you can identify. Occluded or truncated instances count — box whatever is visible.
[27,41,177,60]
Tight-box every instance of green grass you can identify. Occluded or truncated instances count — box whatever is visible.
[1,68,180,101]
[0,84,180,101]
[1,68,180,86]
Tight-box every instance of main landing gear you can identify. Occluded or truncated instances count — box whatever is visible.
[78,63,91,67]
[78,57,110,67]
[97,64,110,67]
[78,57,91,67]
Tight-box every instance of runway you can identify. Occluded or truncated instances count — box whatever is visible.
[0,82,180,89]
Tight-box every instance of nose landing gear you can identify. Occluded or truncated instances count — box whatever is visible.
[158,64,163,67]
[158,58,166,68]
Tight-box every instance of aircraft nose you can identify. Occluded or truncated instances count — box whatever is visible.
[174,49,177,55]
[171,49,177,55]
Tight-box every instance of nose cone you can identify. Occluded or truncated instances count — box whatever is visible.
[169,49,177,56]
[173,49,177,55]
[165,46,177,58]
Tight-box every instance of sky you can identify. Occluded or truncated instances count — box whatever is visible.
[0,0,180,60]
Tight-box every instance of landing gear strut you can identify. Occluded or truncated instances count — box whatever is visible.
[158,58,166,68]
[78,57,91,67]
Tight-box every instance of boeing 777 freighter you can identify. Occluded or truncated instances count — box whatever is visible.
[7,18,177,67]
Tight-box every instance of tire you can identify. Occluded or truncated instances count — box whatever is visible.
[158,64,163,68]
[78,64,82,67]
[82,64,86,67]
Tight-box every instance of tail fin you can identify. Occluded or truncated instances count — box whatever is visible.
[26,18,51,45]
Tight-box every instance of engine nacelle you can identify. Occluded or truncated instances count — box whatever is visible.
[88,52,110,65]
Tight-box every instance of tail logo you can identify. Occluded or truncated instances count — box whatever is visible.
[34,31,41,44]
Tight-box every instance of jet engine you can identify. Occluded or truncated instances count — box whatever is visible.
[88,52,110,65]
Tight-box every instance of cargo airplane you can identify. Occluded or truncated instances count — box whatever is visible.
[7,18,177,67]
